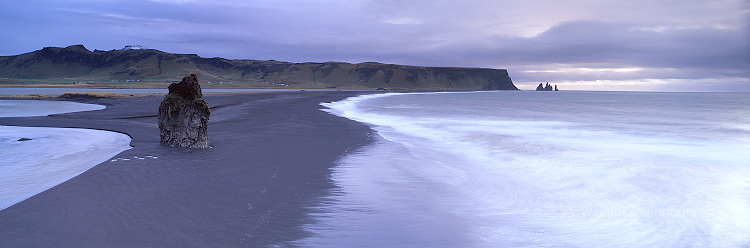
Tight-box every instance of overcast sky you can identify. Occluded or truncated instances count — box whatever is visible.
[1,0,748,91]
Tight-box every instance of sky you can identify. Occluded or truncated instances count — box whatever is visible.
[0,0,748,91]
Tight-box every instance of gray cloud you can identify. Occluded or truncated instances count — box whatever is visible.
[0,0,747,91]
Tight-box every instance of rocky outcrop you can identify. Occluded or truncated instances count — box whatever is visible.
[158,73,210,148]
[536,82,557,91]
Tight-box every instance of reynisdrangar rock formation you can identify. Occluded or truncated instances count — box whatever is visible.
[536,82,558,91]
[158,73,210,148]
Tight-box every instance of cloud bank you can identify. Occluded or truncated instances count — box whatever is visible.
[0,0,747,91]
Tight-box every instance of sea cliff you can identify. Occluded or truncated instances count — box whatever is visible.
[0,45,518,90]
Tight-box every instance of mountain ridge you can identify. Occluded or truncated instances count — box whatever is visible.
[0,45,518,90]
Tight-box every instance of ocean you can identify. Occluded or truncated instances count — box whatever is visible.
[305,91,750,247]
[0,100,131,210]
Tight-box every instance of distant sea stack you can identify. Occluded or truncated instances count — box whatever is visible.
[536,82,558,91]
[0,45,518,90]
[158,73,210,148]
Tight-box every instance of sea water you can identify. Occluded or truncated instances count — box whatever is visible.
[0,99,105,117]
[304,91,750,247]
[0,100,131,210]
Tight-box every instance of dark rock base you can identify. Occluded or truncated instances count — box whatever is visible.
[158,73,210,148]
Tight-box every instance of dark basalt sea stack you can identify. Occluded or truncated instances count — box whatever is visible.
[536,82,558,91]
[158,73,210,148]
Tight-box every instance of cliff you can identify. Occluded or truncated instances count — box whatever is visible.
[0,45,518,90]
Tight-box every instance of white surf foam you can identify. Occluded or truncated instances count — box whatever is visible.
[0,100,131,210]
[307,91,750,247]
[0,100,105,117]
[0,126,132,210]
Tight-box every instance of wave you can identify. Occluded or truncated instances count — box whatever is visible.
[0,100,131,210]
[305,91,750,247]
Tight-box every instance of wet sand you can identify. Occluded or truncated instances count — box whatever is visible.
[0,91,373,247]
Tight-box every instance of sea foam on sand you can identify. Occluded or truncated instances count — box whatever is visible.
[307,91,750,247]
[0,100,132,210]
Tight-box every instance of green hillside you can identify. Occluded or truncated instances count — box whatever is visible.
[0,45,518,90]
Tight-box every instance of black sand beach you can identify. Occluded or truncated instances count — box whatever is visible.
[0,91,373,247]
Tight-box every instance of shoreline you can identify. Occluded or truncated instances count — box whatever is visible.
[0,91,374,247]
[0,125,132,211]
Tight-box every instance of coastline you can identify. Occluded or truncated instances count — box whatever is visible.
[0,91,374,247]
[0,125,132,211]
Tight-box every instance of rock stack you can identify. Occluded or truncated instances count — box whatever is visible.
[158,73,210,148]
[536,82,558,91]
